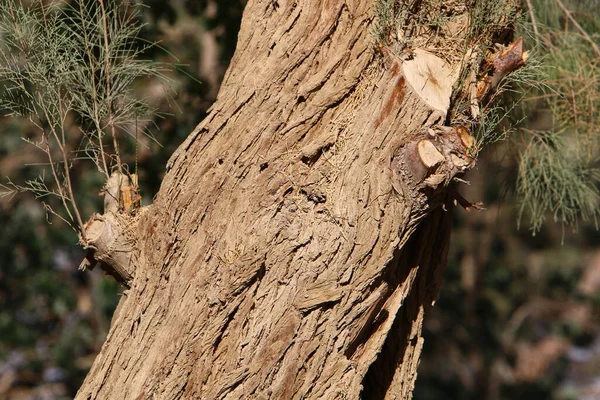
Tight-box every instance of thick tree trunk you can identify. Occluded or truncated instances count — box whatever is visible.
[77,0,520,398]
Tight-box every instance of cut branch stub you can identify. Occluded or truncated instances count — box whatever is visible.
[80,170,144,287]
[417,139,444,168]
[395,126,477,191]
[489,38,529,90]
[402,49,459,115]
[81,210,146,288]
[477,38,529,101]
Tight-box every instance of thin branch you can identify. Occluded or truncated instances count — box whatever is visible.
[37,97,76,226]
[57,94,87,239]
[78,0,110,179]
[42,201,76,230]
[99,0,122,173]
[38,94,85,237]
[555,0,600,58]
[525,0,540,46]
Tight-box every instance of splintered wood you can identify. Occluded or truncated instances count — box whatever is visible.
[471,38,529,119]
[417,139,445,168]
[479,38,529,100]
[102,171,141,215]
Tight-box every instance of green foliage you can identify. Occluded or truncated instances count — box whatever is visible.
[371,0,403,46]
[0,0,167,234]
[517,132,599,235]
[0,2,175,395]
[0,1,241,395]
[471,54,547,153]
[372,0,518,50]
[515,0,600,234]
[467,0,519,45]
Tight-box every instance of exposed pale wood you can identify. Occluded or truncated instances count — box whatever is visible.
[417,140,445,168]
[293,281,345,312]
[424,173,446,187]
[103,171,125,214]
[401,49,459,115]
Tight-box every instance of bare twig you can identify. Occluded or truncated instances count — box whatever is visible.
[42,201,76,230]
[453,189,485,212]
[38,101,76,224]
[37,94,86,238]
[99,0,122,173]
[555,0,600,58]
[78,0,110,179]
[524,0,540,46]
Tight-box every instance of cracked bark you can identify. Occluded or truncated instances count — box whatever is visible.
[76,0,515,399]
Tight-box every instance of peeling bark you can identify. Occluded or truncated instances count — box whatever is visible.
[76,1,521,399]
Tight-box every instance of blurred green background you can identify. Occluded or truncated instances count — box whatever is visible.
[0,1,598,399]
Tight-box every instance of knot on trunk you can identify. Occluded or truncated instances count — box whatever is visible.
[79,171,145,288]
[392,125,476,191]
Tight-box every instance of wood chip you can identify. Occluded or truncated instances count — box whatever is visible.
[417,140,444,168]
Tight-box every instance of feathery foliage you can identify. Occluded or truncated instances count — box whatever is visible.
[0,0,168,237]
[517,0,600,234]
[517,132,599,234]
[372,0,599,235]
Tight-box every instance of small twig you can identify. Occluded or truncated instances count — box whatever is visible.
[453,177,470,185]
[99,0,122,173]
[79,0,110,179]
[0,183,17,201]
[524,0,540,46]
[569,78,579,134]
[555,0,600,58]
[42,201,76,230]
[37,94,86,238]
[135,115,139,178]
[79,249,98,271]
[453,190,485,212]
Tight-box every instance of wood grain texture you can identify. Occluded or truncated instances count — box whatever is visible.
[76,0,494,398]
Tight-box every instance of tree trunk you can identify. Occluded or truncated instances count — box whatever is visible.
[76,0,521,398]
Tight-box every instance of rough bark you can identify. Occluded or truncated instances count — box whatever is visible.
[76,0,518,398]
